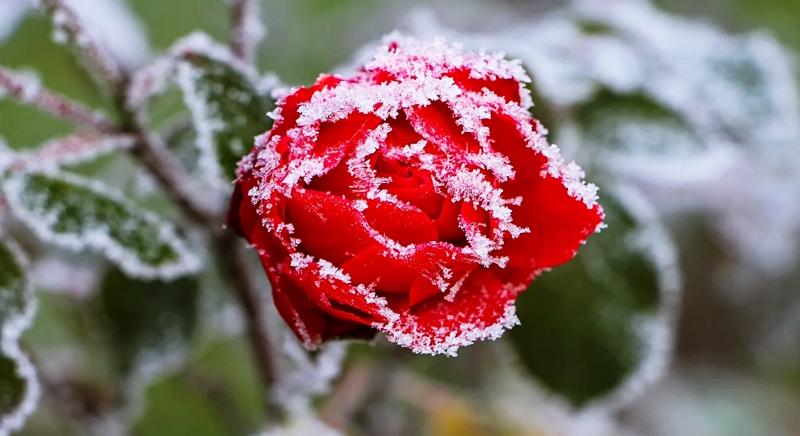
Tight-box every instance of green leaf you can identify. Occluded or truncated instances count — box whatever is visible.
[577,91,705,159]
[133,338,264,436]
[0,238,39,434]
[2,171,200,280]
[509,186,680,407]
[176,50,273,183]
[97,268,199,374]
[572,91,733,184]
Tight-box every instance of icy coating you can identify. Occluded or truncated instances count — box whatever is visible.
[230,35,604,356]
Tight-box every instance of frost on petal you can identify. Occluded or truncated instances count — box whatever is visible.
[379,268,521,357]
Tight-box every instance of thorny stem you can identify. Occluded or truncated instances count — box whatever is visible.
[31,0,286,421]
[0,68,117,133]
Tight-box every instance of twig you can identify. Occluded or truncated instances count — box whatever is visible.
[0,67,117,133]
[215,232,285,421]
[39,0,125,92]
[319,362,376,430]
[229,0,264,64]
[128,112,222,227]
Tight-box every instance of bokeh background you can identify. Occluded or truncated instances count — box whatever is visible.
[1,0,799,435]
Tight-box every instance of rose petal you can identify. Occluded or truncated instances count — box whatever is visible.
[341,243,477,304]
[487,112,603,279]
[286,189,378,265]
[379,268,522,356]
[269,264,375,348]
[361,199,438,245]
[406,101,481,154]
[447,68,522,104]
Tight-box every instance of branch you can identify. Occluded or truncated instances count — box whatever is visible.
[215,232,285,421]
[319,362,375,430]
[229,0,265,64]
[128,112,222,227]
[0,68,117,133]
[9,133,135,173]
[40,0,125,93]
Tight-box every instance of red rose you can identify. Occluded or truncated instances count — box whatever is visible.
[228,36,604,356]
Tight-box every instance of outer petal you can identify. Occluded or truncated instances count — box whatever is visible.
[488,112,603,280]
[378,268,522,356]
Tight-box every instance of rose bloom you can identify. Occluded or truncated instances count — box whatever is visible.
[229,36,604,356]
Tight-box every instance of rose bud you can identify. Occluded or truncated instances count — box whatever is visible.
[228,35,604,356]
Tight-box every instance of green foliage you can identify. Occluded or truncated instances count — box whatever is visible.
[577,91,705,158]
[0,238,36,431]
[510,189,673,407]
[98,269,199,373]
[0,356,25,416]
[3,172,198,279]
[133,338,264,436]
[178,52,273,182]
[0,241,27,323]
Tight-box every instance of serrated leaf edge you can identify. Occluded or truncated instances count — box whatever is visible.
[2,170,201,280]
[0,237,40,436]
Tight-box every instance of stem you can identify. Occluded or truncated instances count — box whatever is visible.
[215,233,285,420]
[0,67,117,133]
[319,362,375,429]
[229,0,263,64]
[128,112,221,227]
[40,0,125,92]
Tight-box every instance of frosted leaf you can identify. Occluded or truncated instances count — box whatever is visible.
[2,171,201,280]
[97,268,198,377]
[0,237,40,436]
[711,156,800,276]
[129,32,273,185]
[570,92,736,185]
[572,0,800,146]
[273,329,348,413]
[509,184,680,409]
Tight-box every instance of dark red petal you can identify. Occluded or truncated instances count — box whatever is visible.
[270,265,375,348]
[285,189,377,265]
[488,112,603,278]
[341,246,414,293]
[435,198,466,244]
[379,268,521,355]
[267,265,326,348]
[406,101,480,154]
[271,75,343,138]
[447,68,522,104]
[385,171,443,218]
[408,277,440,307]
[284,264,390,326]
[361,200,438,245]
[341,243,477,306]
